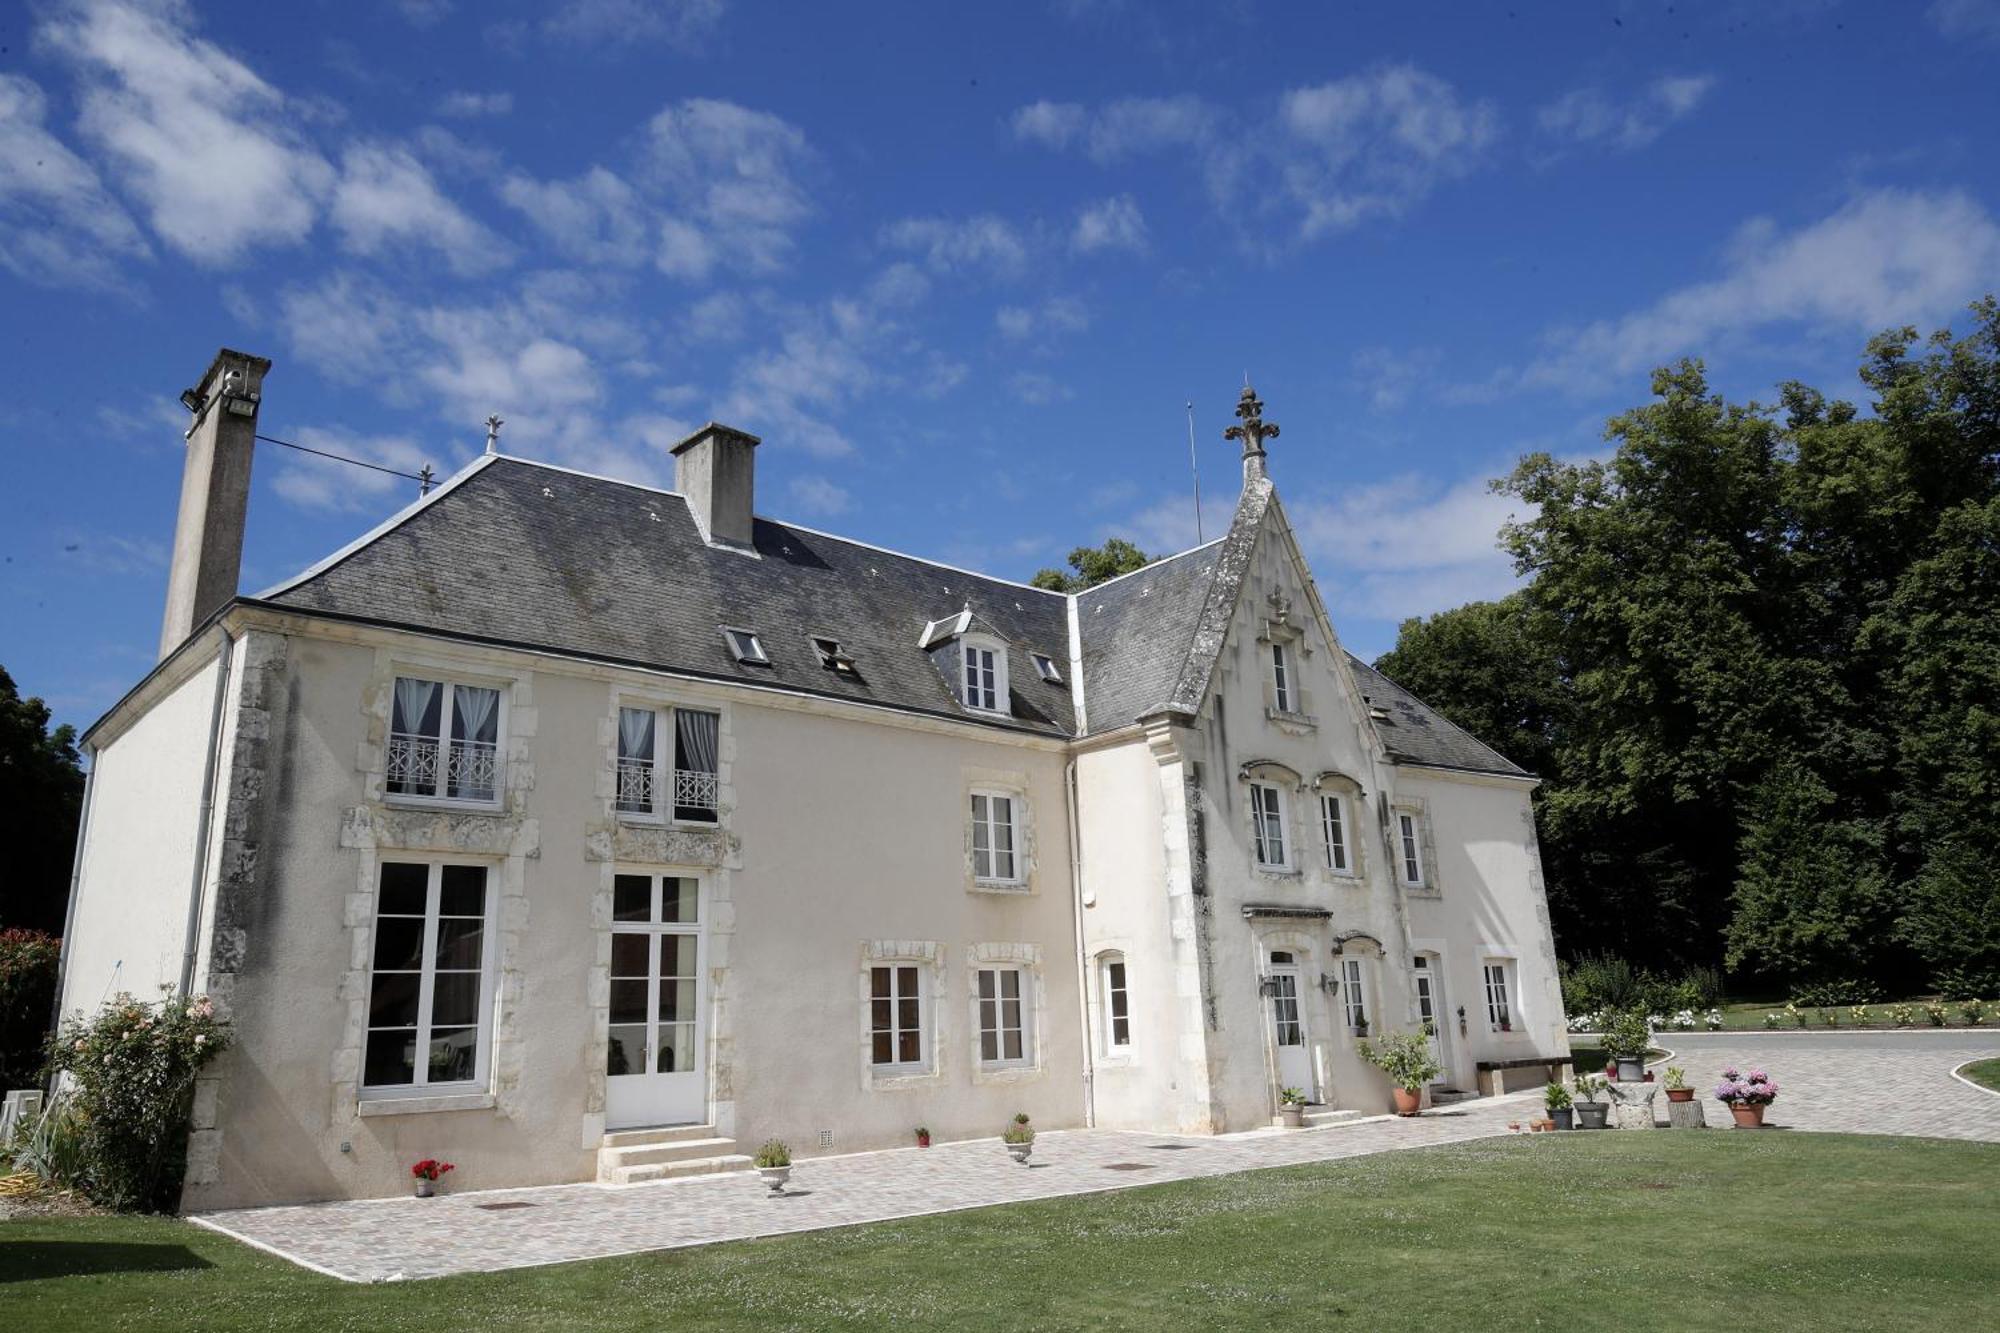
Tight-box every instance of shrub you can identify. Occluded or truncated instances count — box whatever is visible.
[1544,1081,1572,1112]
[1358,1029,1444,1093]
[1925,1001,1949,1027]
[1849,1004,1873,1026]
[0,929,62,1088]
[43,990,230,1211]
[1935,967,2000,1002]
[1960,999,1987,1027]
[1888,1003,1917,1027]
[1763,1011,1782,1029]
[3,1090,87,1185]
[1600,1009,1651,1062]
[754,1139,791,1168]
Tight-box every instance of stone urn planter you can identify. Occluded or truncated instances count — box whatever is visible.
[1006,1141,1033,1164]
[1279,1103,1305,1128]
[1615,1058,1644,1081]
[758,1165,792,1195]
[754,1139,793,1194]
[1390,1087,1422,1117]
[1575,1101,1609,1130]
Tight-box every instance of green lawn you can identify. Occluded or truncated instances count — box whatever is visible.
[1705,997,1995,1031]
[1962,1058,2000,1093]
[4,1133,1996,1331]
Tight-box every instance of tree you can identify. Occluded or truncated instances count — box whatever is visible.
[1031,538,1152,592]
[1,665,86,935]
[1371,593,1565,782]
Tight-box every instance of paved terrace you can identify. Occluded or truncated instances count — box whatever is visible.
[193,1030,2000,1282]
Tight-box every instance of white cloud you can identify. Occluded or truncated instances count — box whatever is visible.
[537,0,726,48]
[268,426,433,513]
[41,0,335,262]
[1538,74,1715,152]
[1289,474,1527,621]
[1009,100,1084,149]
[1928,0,2000,42]
[1009,371,1073,406]
[500,165,654,265]
[643,98,814,277]
[0,72,150,287]
[1522,188,2000,392]
[995,295,1089,341]
[786,475,851,517]
[331,143,511,273]
[881,214,1029,275]
[1072,194,1148,254]
[1079,96,1217,162]
[1110,491,1235,555]
[435,90,513,117]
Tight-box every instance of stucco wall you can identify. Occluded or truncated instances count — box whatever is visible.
[60,650,223,1021]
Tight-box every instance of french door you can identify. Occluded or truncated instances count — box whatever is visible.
[1413,954,1452,1086]
[606,872,706,1129]
[1267,950,1315,1099]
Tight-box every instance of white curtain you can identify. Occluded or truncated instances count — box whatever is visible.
[393,677,438,736]
[618,707,656,763]
[453,685,499,743]
[676,710,719,774]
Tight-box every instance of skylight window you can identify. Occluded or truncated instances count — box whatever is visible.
[811,636,858,675]
[1032,653,1063,684]
[724,627,769,666]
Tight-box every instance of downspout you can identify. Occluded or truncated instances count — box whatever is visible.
[45,743,99,1091]
[178,630,237,998]
[1065,757,1095,1128]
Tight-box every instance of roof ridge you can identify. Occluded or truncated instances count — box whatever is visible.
[1072,536,1228,600]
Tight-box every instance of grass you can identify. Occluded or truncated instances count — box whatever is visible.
[1705,996,1996,1031]
[4,1133,1996,1331]
[1962,1058,2000,1093]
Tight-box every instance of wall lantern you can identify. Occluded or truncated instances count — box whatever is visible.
[1318,973,1341,995]
[1258,977,1281,998]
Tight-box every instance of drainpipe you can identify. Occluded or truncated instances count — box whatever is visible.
[45,742,99,1093]
[178,630,237,999]
[1065,757,1095,1128]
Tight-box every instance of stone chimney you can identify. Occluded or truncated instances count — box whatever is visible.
[160,348,270,659]
[1224,383,1279,487]
[671,421,760,548]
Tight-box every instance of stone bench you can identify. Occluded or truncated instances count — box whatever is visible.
[1474,1055,1572,1096]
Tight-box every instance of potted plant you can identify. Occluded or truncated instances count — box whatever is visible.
[1713,1067,1778,1128]
[1278,1086,1307,1128]
[1602,1009,1651,1081]
[1664,1066,1694,1103]
[1002,1112,1035,1164]
[1545,1081,1573,1130]
[1571,1074,1609,1129]
[1359,1028,1442,1116]
[754,1139,792,1193]
[914,1126,931,1148]
[410,1159,454,1198]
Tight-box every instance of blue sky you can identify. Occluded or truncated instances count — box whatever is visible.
[5,0,2000,734]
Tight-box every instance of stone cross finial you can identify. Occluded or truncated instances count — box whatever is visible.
[1224,384,1279,483]
[485,414,505,455]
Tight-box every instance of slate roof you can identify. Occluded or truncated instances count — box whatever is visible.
[256,452,1527,775]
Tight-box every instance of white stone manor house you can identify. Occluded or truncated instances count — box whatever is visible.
[55,348,1568,1209]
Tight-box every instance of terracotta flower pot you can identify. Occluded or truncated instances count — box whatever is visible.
[1666,1088,1694,1103]
[1391,1087,1422,1117]
[916,1133,931,1148]
[1729,1102,1766,1129]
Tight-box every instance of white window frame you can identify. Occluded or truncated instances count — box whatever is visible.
[1483,959,1516,1032]
[385,674,507,810]
[1271,641,1295,713]
[361,859,497,1098]
[723,626,769,666]
[1396,809,1427,887]
[1032,652,1063,684]
[970,788,1023,886]
[616,703,721,826]
[868,961,930,1075]
[1098,952,1132,1055]
[1342,956,1369,1033]
[975,965,1033,1068]
[1251,781,1291,869]
[959,634,1009,714]
[1320,792,1350,874]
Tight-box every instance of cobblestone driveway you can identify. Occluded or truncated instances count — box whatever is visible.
[192,1029,2000,1282]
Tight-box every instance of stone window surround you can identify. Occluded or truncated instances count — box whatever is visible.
[1391,795,1442,896]
[605,691,735,831]
[1255,613,1316,730]
[1309,771,1367,885]
[1480,944,1523,1035]
[966,942,1047,1085]
[1251,926,1327,1100]
[1240,759,1304,880]
[1333,936,1388,1040]
[360,648,536,818]
[356,856,504,1101]
[963,766,1037,895]
[1088,940,1136,1065]
[378,668,517,815]
[860,940,947,1091]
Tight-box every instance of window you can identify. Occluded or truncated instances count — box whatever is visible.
[364,861,492,1092]
[1271,642,1294,713]
[1483,961,1514,1030]
[962,641,1000,711]
[1032,653,1063,684]
[617,705,719,823]
[1397,810,1426,886]
[811,636,857,675]
[970,790,1021,884]
[1342,957,1368,1032]
[1320,793,1349,873]
[1251,782,1289,868]
[723,627,769,665]
[976,967,1031,1066]
[1268,952,1302,1046]
[1100,954,1130,1052]
[388,676,502,805]
[869,963,927,1070]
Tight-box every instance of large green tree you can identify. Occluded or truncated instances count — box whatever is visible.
[1,665,86,935]
[1031,538,1152,592]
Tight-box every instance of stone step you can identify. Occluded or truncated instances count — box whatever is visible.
[1300,1107,1364,1128]
[1430,1089,1479,1105]
[601,1137,740,1169]
[609,1153,754,1186]
[601,1124,721,1149]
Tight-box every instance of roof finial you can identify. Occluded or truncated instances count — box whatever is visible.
[484,413,505,455]
[1223,382,1279,485]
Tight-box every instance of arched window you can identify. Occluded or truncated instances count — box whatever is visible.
[1098,952,1131,1053]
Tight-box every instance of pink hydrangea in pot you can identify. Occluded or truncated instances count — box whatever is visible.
[1712,1067,1778,1128]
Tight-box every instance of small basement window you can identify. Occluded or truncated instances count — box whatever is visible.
[1032,653,1063,684]
[723,627,769,666]
[811,636,858,675]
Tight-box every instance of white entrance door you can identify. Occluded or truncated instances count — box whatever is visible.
[1267,951,1314,1099]
[606,872,706,1129]
[1413,954,1452,1086]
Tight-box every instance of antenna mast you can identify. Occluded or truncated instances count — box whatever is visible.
[1185,400,1204,544]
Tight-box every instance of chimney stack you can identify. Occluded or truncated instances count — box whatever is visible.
[671,421,760,548]
[160,348,270,659]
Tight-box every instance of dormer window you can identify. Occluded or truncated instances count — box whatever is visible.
[811,636,857,675]
[960,636,1008,713]
[724,627,769,666]
[1032,653,1063,685]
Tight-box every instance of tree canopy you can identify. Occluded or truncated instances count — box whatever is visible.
[1031,537,1153,592]
[1,664,86,935]
[1375,299,2000,994]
